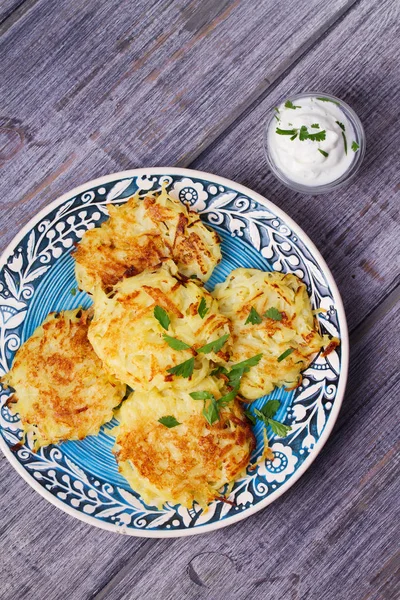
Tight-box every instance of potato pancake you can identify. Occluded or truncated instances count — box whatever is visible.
[74,186,221,294]
[88,260,231,391]
[213,268,330,400]
[113,378,255,508]
[1,309,126,450]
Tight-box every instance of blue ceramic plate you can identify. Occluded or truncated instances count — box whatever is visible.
[0,168,348,537]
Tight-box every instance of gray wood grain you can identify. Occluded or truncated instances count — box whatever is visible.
[192,0,400,336]
[0,0,23,24]
[0,0,356,256]
[0,0,399,598]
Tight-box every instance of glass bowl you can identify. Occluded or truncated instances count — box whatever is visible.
[263,91,366,194]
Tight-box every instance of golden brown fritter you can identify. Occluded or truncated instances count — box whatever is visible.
[74,186,221,294]
[213,268,331,400]
[1,309,126,450]
[113,379,255,508]
[88,260,232,392]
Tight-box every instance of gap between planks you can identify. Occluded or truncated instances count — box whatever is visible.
[177,0,363,167]
[0,0,40,32]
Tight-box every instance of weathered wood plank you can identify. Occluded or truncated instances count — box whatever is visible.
[0,0,399,599]
[0,0,23,24]
[192,0,400,334]
[0,0,356,254]
[87,300,400,600]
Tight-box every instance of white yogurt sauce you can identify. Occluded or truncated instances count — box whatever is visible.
[268,96,358,186]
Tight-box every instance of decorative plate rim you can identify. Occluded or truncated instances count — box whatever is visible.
[0,167,349,538]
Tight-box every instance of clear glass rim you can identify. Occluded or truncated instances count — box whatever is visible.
[263,91,366,195]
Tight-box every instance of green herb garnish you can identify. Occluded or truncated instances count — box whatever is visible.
[299,125,309,141]
[285,100,301,110]
[277,348,294,362]
[197,333,230,355]
[274,107,280,113]
[254,400,291,437]
[269,420,292,437]
[154,305,170,331]
[70,288,77,296]
[342,131,348,155]
[245,307,263,325]
[264,307,282,321]
[198,297,208,319]
[317,97,340,105]
[210,366,228,377]
[191,388,238,425]
[244,410,256,425]
[189,391,214,400]
[203,399,220,425]
[276,128,297,136]
[226,354,263,389]
[163,334,191,351]
[351,141,359,152]
[158,416,181,428]
[311,123,320,129]
[318,149,329,157]
[167,357,194,378]
[336,121,345,132]
[308,130,326,142]
[297,126,326,142]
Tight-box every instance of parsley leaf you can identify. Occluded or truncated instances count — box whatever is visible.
[285,100,301,110]
[274,107,280,113]
[197,333,230,355]
[318,149,329,157]
[245,306,262,325]
[259,399,281,419]
[268,419,292,437]
[189,391,214,400]
[167,357,194,378]
[342,131,348,155]
[70,288,77,296]
[317,97,340,106]
[277,348,294,362]
[264,307,282,321]
[163,334,191,351]
[311,123,320,129]
[198,297,208,319]
[336,120,345,132]
[210,366,228,377]
[276,128,297,136]
[230,354,263,372]
[227,354,263,388]
[218,387,239,406]
[299,125,309,141]
[154,305,170,331]
[308,130,326,142]
[203,398,219,425]
[244,410,256,425]
[351,141,359,152]
[254,405,291,438]
[290,133,298,140]
[158,415,181,428]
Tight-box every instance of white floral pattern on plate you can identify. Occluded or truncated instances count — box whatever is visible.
[0,169,347,537]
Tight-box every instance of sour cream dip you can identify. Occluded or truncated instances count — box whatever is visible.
[265,94,364,190]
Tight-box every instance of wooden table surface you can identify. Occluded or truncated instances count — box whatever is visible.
[1,1,399,598]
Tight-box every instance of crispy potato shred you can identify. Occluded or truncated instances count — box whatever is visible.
[2,186,338,509]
